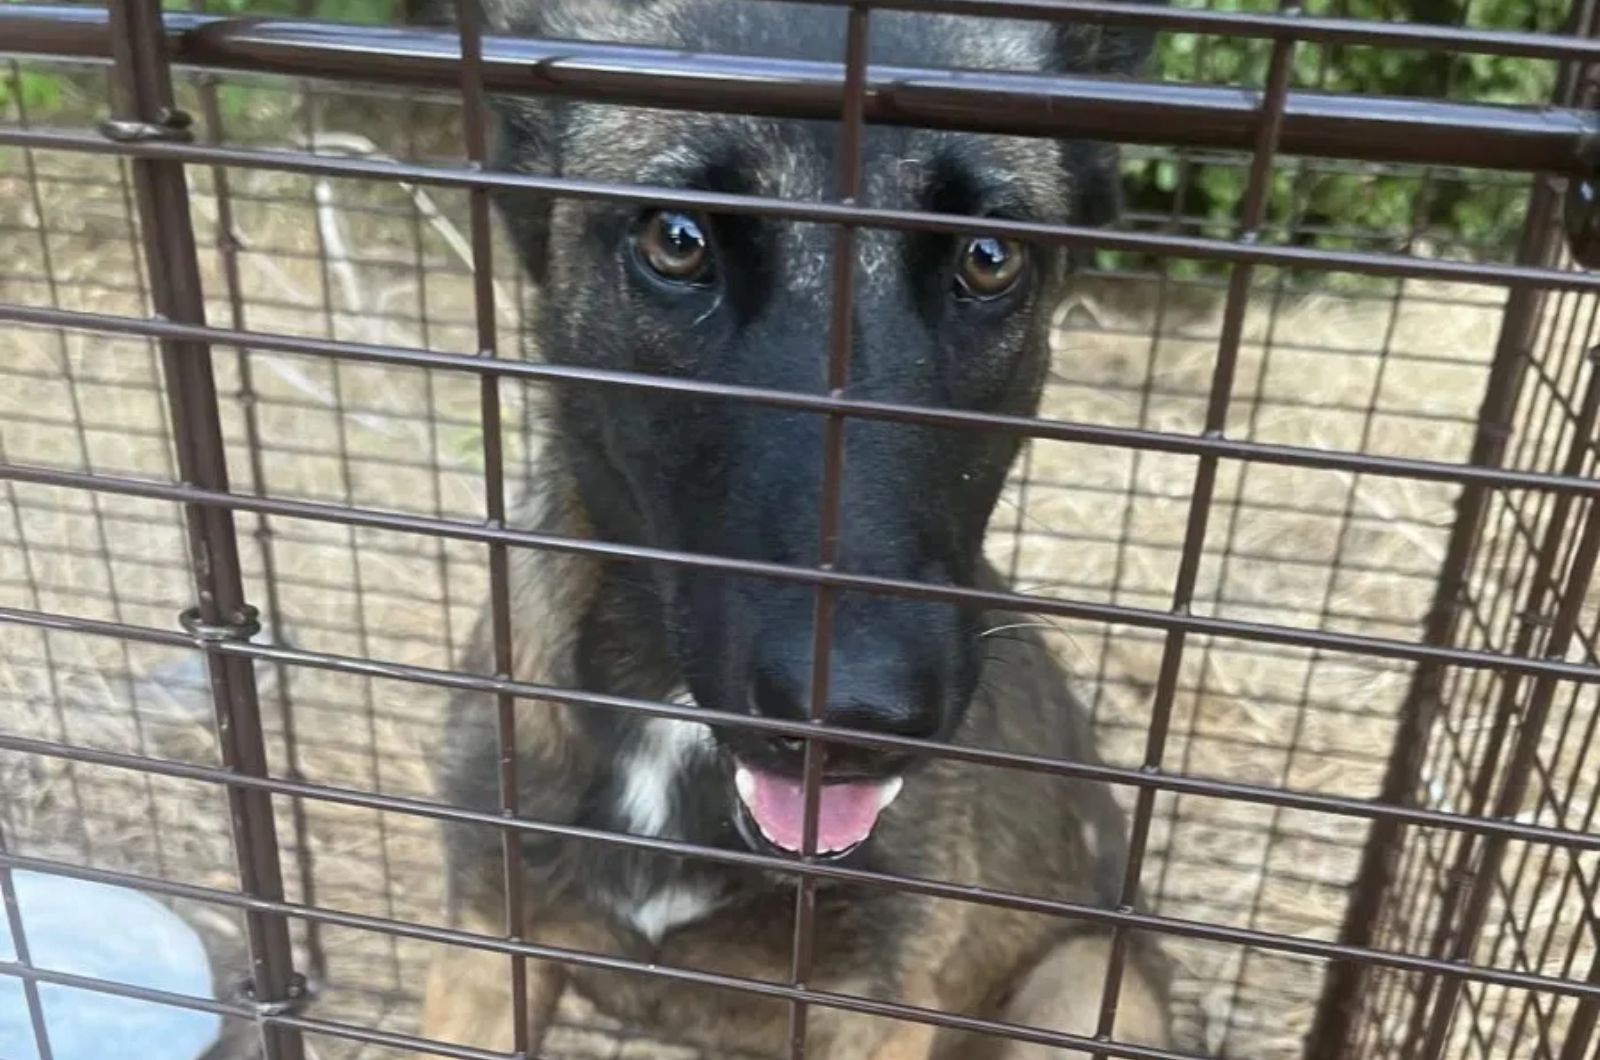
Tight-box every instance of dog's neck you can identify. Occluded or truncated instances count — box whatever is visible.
[515,437,910,943]
[513,458,749,939]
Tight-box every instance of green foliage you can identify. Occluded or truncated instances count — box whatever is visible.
[1109,0,1573,282]
[0,68,63,114]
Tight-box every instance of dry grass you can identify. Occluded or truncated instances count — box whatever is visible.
[2,67,1597,1060]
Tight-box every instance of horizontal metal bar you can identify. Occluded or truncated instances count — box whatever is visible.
[0,6,1595,174]
[3,605,1599,853]
[7,303,1600,500]
[0,883,1191,1060]
[4,840,1599,1024]
[1,130,1593,293]
[0,801,1558,994]
[12,0,1600,64]
[3,463,1599,683]
[0,960,519,1060]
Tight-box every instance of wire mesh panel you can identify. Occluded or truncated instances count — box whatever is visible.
[1342,239,1600,1058]
[1,1,1598,1059]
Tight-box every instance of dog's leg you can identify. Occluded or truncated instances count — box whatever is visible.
[985,932,1171,1059]
[867,1021,939,1060]
[418,906,569,1053]
[804,1012,938,1060]
[804,972,942,1060]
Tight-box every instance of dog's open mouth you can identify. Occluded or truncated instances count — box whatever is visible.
[732,763,904,857]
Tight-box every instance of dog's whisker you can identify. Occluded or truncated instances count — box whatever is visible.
[977,620,1069,639]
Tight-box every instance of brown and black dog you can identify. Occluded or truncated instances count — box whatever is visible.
[418,1,1176,1055]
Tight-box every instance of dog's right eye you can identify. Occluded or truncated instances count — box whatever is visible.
[632,210,713,284]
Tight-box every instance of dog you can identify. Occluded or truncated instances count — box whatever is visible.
[415,1,1176,1056]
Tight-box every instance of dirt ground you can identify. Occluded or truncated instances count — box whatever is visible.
[1,67,1596,1060]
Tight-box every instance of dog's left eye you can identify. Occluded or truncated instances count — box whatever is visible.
[633,210,713,284]
[955,236,1027,300]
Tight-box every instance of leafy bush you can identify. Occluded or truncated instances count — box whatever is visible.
[1114,0,1574,278]
[0,69,62,113]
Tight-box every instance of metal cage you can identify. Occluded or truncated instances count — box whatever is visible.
[1,0,1597,1058]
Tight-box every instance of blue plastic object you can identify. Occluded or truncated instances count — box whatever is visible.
[0,870,222,1060]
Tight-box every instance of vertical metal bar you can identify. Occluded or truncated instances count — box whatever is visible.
[1213,204,1413,1060]
[295,87,406,976]
[1092,159,1196,730]
[0,826,54,1060]
[1202,6,1482,1036]
[1154,12,1346,931]
[1394,237,1586,1060]
[1434,290,1600,1060]
[1307,187,1560,1060]
[1088,19,1299,1059]
[399,85,467,802]
[1512,782,1600,1056]
[1176,29,1376,1035]
[104,3,304,1058]
[1554,930,1600,1060]
[0,62,95,871]
[1421,354,1590,1050]
[7,56,174,878]
[1004,441,1036,587]
[1548,635,1600,1060]
[454,0,528,1052]
[193,57,328,986]
[1457,308,1600,1055]
[787,5,870,1058]
[1415,489,1600,1060]
[1308,43,1591,1060]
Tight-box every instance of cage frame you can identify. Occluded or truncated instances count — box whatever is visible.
[1,0,1599,1058]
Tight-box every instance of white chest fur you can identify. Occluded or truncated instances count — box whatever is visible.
[607,714,724,943]
[623,883,722,944]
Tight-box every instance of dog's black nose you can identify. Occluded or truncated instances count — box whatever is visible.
[748,652,942,739]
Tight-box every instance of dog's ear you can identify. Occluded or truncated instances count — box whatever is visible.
[400,0,454,27]
[1056,17,1159,78]
[490,99,560,287]
[400,1,656,288]
[1054,14,1160,230]
[1062,140,1126,229]
[401,0,649,31]
[491,1,563,289]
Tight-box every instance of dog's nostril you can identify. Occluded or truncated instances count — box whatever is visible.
[826,699,941,740]
[749,668,942,739]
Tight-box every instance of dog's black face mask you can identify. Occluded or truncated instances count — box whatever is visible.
[489,2,1152,857]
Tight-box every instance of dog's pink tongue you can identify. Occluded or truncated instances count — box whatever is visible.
[746,770,885,854]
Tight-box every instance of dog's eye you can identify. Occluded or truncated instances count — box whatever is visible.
[633,210,712,283]
[955,236,1027,299]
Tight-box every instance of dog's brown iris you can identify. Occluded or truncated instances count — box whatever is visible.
[635,209,711,282]
[956,236,1027,299]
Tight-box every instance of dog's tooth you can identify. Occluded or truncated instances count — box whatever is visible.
[735,765,757,807]
[877,776,905,811]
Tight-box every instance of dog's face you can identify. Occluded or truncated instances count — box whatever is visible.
[491,1,1149,859]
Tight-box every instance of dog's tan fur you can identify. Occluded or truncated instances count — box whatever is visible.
[420,474,1174,1058]
[411,0,1174,1052]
